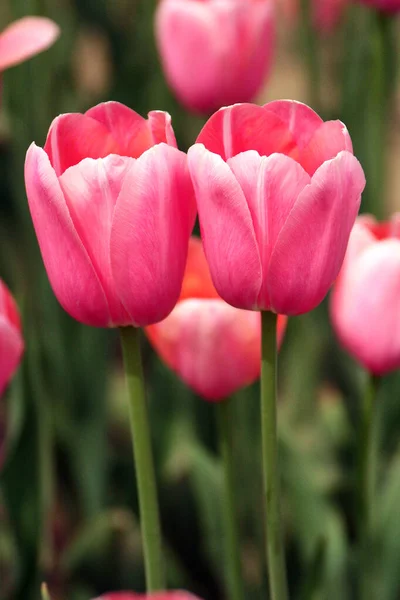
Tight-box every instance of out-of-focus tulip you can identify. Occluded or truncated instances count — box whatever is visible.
[356,0,400,12]
[0,17,60,72]
[331,214,400,375]
[278,0,348,32]
[25,101,196,328]
[146,237,287,401]
[155,0,275,114]
[96,592,203,600]
[187,100,366,316]
[0,280,24,396]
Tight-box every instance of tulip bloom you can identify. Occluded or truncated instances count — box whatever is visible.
[25,101,196,328]
[188,100,366,316]
[146,237,286,401]
[155,0,275,114]
[0,17,59,72]
[357,0,400,12]
[279,0,348,32]
[0,280,24,396]
[96,593,202,600]
[331,215,400,375]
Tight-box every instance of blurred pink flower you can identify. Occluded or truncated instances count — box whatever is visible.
[155,0,275,114]
[0,279,24,397]
[331,214,400,375]
[278,0,348,32]
[356,0,400,12]
[0,16,60,72]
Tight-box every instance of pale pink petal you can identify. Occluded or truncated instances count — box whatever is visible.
[110,144,196,326]
[148,111,177,147]
[331,240,400,375]
[0,17,60,71]
[44,113,120,176]
[25,143,111,327]
[228,151,310,309]
[187,144,261,310]
[0,280,21,331]
[59,155,133,326]
[268,151,365,315]
[337,220,376,275]
[0,317,23,396]
[149,298,261,401]
[264,100,323,149]
[299,120,353,176]
[196,104,298,161]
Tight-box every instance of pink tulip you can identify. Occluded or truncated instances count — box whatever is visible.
[0,17,60,72]
[331,215,400,375]
[155,0,275,114]
[278,0,348,32]
[25,101,196,328]
[187,100,366,316]
[356,0,400,12]
[0,279,24,396]
[95,592,203,600]
[146,237,287,401]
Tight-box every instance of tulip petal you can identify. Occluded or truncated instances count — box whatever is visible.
[148,111,177,147]
[331,240,400,375]
[111,144,196,326]
[179,237,219,301]
[268,151,365,315]
[0,16,60,71]
[25,143,111,326]
[0,317,23,396]
[299,120,353,175]
[188,144,262,310]
[59,155,133,326]
[44,113,121,176]
[196,104,298,161]
[264,99,323,149]
[228,151,310,309]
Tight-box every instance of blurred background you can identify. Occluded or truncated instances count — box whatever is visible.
[1,1,400,599]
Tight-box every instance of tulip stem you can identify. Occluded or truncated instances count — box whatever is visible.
[357,374,379,600]
[216,399,244,600]
[119,326,164,591]
[261,311,288,600]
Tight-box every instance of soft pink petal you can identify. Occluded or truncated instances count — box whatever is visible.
[264,100,323,149]
[44,113,120,176]
[228,151,310,309]
[187,144,261,310]
[268,151,365,315]
[0,318,23,396]
[25,143,111,327]
[111,144,196,327]
[331,240,400,375]
[0,17,60,71]
[0,280,21,331]
[196,104,298,161]
[148,111,177,147]
[149,298,261,401]
[299,120,353,176]
[59,155,133,326]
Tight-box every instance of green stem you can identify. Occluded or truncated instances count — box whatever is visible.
[216,400,244,600]
[261,311,288,600]
[119,327,164,591]
[357,374,379,600]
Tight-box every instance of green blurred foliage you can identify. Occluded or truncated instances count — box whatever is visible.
[0,1,400,600]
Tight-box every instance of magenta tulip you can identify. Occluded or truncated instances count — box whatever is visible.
[331,215,400,375]
[187,100,366,316]
[25,101,196,328]
[0,280,24,396]
[0,17,59,72]
[155,0,275,114]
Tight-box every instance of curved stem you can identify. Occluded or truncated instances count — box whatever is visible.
[216,400,244,600]
[119,327,164,591]
[261,311,288,600]
[357,374,379,600]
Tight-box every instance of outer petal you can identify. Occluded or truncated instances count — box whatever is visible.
[188,144,261,310]
[44,113,120,176]
[299,120,353,176]
[196,104,298,161]
[0,17,60,71]
[148,111,177,147]
[331,240,400,375]
[228,151,310,309]
[25,143,111,326]
[268,151,365,315]
[147,298,261,401]
[111,144,196,326]
[59,155,133,326]
[264,100,323,149]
